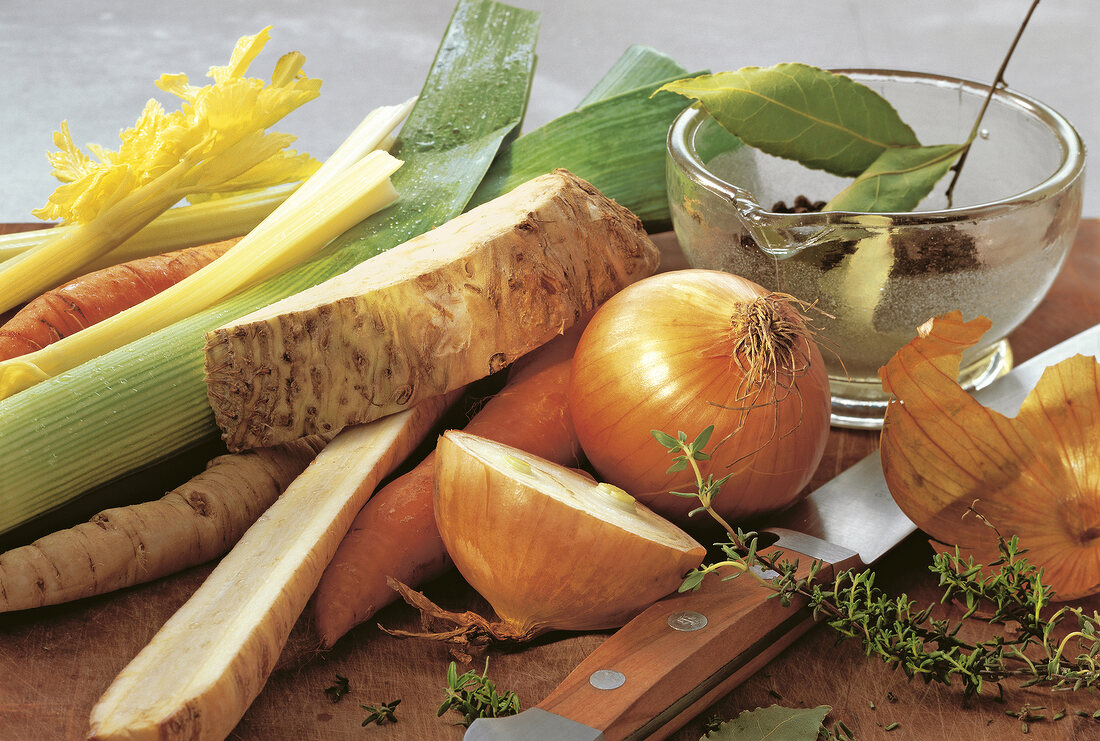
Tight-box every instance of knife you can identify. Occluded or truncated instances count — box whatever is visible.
[466,324,1100,741]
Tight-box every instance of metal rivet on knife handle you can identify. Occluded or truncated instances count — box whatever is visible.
[667,610,708,631]
[589,669,626,690]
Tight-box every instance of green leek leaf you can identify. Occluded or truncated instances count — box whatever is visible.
[577,44,687,106]
[469,72,704,230]
[0,0,540,535]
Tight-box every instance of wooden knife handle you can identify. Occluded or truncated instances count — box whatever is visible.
[536,529,863,741]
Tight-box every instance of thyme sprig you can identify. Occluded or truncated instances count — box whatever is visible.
[654,426,1100,698]
[360,699,401,725]
[323,673,350,703]
[437,659,521,728]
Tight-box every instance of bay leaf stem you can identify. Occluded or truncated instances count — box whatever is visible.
[943,0,1041,207]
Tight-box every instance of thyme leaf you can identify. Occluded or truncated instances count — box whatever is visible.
[437,659,520,728]
[324,674,350,704]
[360,699,401,726]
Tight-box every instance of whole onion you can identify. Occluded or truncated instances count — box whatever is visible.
[568,269,831,527]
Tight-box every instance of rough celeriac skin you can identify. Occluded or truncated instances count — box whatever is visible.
[203,170,660,451]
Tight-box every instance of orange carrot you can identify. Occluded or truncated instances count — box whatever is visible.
[0,238,238,360]
[311,324,586,646]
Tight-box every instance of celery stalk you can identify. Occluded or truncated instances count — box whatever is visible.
[0,184,295,270]
[0,99,416,274]
[0,99,415,399]
[0,28,322,313]
[0,151,403,399]
[0,0,539,535]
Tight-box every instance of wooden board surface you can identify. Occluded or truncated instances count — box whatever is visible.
[0,221,1098,740]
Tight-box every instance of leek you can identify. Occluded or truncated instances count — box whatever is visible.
[0,0,539,534]
[0,27,321,312]
[468,70,703,231]
[576,44,687,106]
[0,99,415,399]
[0,9,694,535]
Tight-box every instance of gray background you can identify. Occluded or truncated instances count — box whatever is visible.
[2,0,1097,221]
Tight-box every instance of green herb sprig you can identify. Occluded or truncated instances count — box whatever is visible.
[324,674,350,704]
[654,426,1100,698]
[437,659,521,728]
[361,699,401,726]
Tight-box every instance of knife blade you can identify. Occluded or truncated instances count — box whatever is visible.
[466,324,1100,741]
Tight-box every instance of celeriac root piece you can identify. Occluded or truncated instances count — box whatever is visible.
[0,436,323,613]
[203,169,660,451]
[312,325,586,646]
[86,391,457,741]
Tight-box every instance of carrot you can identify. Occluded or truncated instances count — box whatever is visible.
[0,238,237,361]
[311,324,586,646]
[0,434,324,613]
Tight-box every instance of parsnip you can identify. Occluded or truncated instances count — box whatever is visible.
[0,436,323,613]
[203,169,660,451]
[86,392,457,741]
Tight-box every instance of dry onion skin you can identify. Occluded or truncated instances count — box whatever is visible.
[880,311,1100,599]
[568,269,831,526]
[433,430,706,641]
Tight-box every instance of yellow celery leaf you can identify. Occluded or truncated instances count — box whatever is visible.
[32,29,319,228]
[5,28,321,313]
[880,312,1100,599]
[270,51,309,88]
[42,122,96,184]
[188,130,302,192]
[35,165,139,225]
[185,151,317,204]
[208,26,272,84]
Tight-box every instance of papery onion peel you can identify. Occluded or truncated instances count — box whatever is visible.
[880,311,1100,600]
[568,269,831,527]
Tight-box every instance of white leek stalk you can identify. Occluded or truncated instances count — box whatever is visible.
[0,140,405,399]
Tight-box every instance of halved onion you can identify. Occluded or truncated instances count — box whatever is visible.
[433,430,706,640]
[880,312,1100,599]
[568,269,831,527]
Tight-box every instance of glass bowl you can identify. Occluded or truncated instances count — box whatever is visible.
[666,69,1085,429]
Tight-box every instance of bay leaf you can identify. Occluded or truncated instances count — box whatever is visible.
[824,143,963,212]
[658,63,920,177]
[702,704,831,741]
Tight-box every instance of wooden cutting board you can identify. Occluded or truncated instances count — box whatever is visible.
[0,222,1098,740]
